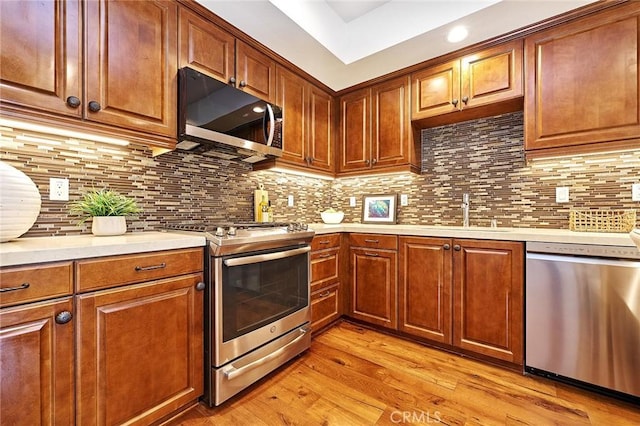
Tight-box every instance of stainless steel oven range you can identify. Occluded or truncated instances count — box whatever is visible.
[168,222,314,406]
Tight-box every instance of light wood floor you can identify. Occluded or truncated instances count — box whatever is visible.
[168,321,640,425]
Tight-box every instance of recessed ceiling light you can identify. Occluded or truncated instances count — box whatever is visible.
[447,26,468,43]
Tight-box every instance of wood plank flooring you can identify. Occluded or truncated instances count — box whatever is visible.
[167,321,640,425]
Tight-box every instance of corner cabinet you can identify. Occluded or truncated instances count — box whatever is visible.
[339,76,420,176]
[0,0,178,149]
[254,66,334,175]
[398,237,524,365]
[75,248,204,425]
[524,3,640,154]
[348,234,398,329]
[412,40,523,123]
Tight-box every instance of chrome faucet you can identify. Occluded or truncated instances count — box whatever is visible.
[461,193,470,227]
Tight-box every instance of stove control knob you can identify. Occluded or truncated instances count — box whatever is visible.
[300,223,308,230]
[287,223,296,232]
[215,227,225,237]
[227,226,237,236]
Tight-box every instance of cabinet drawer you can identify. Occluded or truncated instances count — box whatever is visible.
[349,233,397,250]
[0,262,73,308]
[76,248,203,292]
[311,248,339,292]
[311,284,340,332]
[311,233,341,251]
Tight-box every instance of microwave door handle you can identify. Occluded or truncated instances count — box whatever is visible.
[223,246,310,267]
[264,103,275,147]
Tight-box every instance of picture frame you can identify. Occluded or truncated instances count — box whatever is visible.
[362,194,397,224]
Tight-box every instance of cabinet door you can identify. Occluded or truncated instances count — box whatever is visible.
[371,76,412,168]
[0,0,82,116]
[411,60,460,119]
[461,40,523,109]
[0,298,74,425]
[524,4,640,151]
[349,247,397,329]
[307,85,334,172]
[398,237,452,343]
[76,274,204,425]
[235,40,276,102]
[178,5,234,84]
[339,88,371,172]
[453,240,523,364]
[277,66,307,164]
[85,0,177,137]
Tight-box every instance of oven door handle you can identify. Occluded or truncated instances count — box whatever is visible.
[224,327,308,381]
[223,246,310,267]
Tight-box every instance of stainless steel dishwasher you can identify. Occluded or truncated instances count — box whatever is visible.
[525,242,640,401]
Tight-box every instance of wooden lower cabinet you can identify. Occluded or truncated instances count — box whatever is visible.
[349,234,398,330]
[76,273,204,425]
[398,237,524,365]
[311,284,341,332]
[0,297,75,425]
[310,234,342,331]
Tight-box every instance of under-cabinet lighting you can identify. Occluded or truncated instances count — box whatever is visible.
[269,167,334,181]
[528,147,640,163]
[16,134,63,145]
[0,118,130,146]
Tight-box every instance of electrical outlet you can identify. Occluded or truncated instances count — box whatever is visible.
[49,177,69,201]
[349,197,356,207]
[400,194,408,206]
[556,187,569,203]
[287,195,294,207]
[633,183,640,202]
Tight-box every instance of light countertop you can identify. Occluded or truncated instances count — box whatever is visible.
[309,223,638,247]
[0,231,206,267]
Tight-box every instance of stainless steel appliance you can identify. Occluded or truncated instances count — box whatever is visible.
[525,241,640,401]
[167,222,314,406]
[177,67,283,163]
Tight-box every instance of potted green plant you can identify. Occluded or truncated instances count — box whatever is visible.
[69,188,141,236]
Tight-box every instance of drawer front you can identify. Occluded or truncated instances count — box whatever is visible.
[0,262,73,308]
[311,233,341,251]
[349,233,397,250]
[76,248,203,292]
[310,248,339,292]
[311,284,340,332]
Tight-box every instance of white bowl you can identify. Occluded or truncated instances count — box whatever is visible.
[321,211,344,224]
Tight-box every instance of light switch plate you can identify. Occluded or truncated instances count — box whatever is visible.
[400,194,408,206]
[287,195,294,207]
[556,187,569,203]
[49,177,69,201]
[632,183,640,202]
[349,197,356,207]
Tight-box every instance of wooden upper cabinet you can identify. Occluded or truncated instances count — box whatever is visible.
[236,40,276,103]
[178,6,234,84]
[339,75,417,175]
[412,40,523,120]
[524,3,640,153]
[273,66,334,173]
[0,0,82,116]
[85,0,177,137]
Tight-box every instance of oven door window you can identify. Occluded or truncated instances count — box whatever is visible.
[222,247,309,342]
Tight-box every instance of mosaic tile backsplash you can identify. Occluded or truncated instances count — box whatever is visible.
[1,111,638,238]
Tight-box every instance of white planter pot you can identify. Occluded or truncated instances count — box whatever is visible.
[91,216,127,236]
[0,161,42,242]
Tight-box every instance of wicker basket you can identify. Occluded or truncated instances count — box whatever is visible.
[569,209,637,233]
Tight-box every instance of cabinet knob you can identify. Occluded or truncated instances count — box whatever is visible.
[372,158,377,165]
[443,244,451,250]
[239,80,247,88]
[453,244,461,251]
[462,96,469,105]
[55,310,73,325]
[452,99,459,107]
[66,96,81,108]
[365,159,370,166]
[229,77,236,86]
[88,101,101,112]
[196,281,206,291]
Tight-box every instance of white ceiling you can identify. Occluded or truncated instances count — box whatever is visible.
[197,0,597,91]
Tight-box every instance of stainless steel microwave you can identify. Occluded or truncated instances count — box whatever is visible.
[177,67,282,163]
